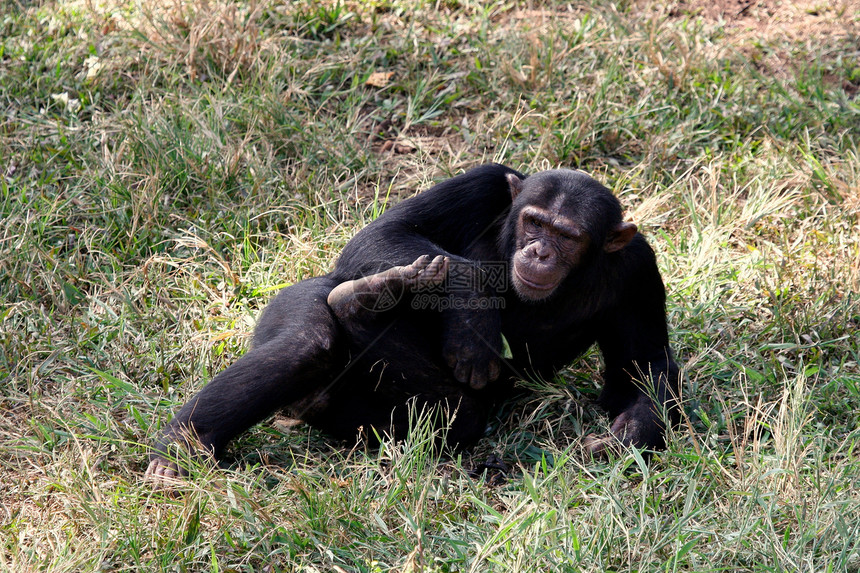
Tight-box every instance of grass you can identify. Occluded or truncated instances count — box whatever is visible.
[1,0,859,570]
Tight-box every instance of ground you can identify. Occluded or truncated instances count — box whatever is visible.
[1,0,859,570]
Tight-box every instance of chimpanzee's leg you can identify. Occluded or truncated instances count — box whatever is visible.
[327,255,448,322]
[323,254,491,449]
[146,276,344,483]
[303,384,491,450]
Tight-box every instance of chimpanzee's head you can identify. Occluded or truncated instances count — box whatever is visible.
[502,169,637,301]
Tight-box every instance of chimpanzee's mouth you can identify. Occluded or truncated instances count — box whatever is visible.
[514,268,558,291]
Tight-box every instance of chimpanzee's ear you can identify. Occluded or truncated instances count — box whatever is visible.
[506,173,524,200]
[605,222,637,253]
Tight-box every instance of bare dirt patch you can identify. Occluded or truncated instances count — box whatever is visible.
[667,0,858,42]
[664,0,860,91]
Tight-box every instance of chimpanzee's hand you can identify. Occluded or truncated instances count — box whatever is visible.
[442,310,502,390]
[583,395,666,457]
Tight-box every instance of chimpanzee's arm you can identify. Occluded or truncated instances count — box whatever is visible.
[592,246,681,453]
[329,164,523,390]
[333,164,522,274]
[334,231,505,390]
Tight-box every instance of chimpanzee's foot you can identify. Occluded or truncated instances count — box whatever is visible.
[328,254,449,320]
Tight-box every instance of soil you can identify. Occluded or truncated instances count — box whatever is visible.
[664,0,860,93]
[667,0,857,42]
[366,0,859,180]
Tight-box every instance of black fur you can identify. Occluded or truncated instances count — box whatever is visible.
[148,164,680,475]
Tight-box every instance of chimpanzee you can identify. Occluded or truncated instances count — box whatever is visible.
[145,164,681,482]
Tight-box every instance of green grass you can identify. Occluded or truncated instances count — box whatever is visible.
[2,0,859,570]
